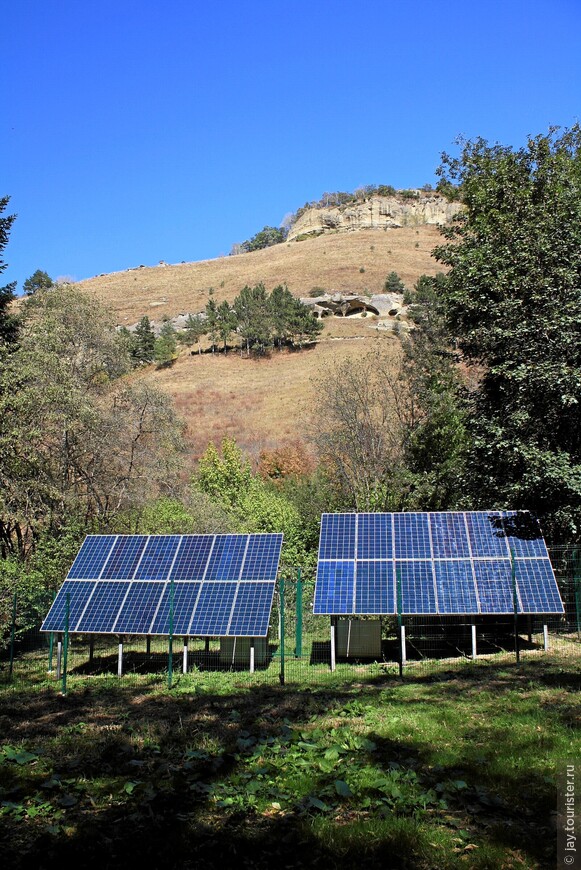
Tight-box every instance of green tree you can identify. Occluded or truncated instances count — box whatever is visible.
[384,271,406,294]
[22,269,53,296]
[241,225,285,252]
[216,300,237,351]
[0,196,18,346]
[233,283,272,354]
[205,298,219,352]
[196,439,252,510]
[133,315,156,364]
[154,320,178,367]
[434,126,581,540]
[179,314,206,354]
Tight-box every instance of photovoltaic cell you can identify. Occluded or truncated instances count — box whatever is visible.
[134,536,181,580]
[434,561,478,613]
[355,562,393,613]
[397,561,436,614]
[319,513,356,560]
[240,534,283,580]
[67,536,116,579]
[501,513,546,558]
[76,582,129,632]
[205,535,247,581]
[314,561,355,614]
[102,536,148,579]
[430,513,470,559]
[228,583,274,636]
[114,582,165,633]
[466,513,508,558]
[474,561,514,613]
[515,559,564,613]
[169,536,213,581]
[41,581,96,631]
[189,582,238,635]
[151,583,201,635]
[394,513,431,559]
[357,513,392,560]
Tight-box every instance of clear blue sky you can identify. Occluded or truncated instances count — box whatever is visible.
[3,0,580,290]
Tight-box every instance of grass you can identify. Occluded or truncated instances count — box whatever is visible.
[1,639,579,869]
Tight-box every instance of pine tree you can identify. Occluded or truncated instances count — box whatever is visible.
[0,197,18,346]
[133,316,156,364]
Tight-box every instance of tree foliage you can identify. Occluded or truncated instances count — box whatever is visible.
[434,126,581,540]
[0,196,18,346]
[133,316,156,364]
[241,225,286,252]
[22,269,53,296]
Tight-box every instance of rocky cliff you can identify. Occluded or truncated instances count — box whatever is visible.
[287,192,462,241]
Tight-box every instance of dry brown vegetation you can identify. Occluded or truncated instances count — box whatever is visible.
[76,225,444,325]
[76,226,444,461]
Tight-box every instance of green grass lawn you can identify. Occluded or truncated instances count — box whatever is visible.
[0,643,579,869]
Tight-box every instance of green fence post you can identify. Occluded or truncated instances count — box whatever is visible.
[511,550,520,663]
[396,568,404,680]
[295,568,303,658]
[8,591,17,681]
[48,591,56,673]
[573,549,581,639]
[62,593,70,695]
[168,577,175,690]
[279,575,285,685]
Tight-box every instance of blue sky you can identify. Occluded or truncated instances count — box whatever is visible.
[3,0,580,290]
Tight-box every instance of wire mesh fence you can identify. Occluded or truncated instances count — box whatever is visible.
[1,546,579,695]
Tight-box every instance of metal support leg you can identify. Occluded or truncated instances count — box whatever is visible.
[471,623,477,659]
[330,619,336,672]
[400,625,407,667]
[56,635,62,681]
[118,637,123,677]
[146,635,151,656]
[183,638,188,674]
[250,637,255,673]
[543,624,549,651]
[89,637,94,663]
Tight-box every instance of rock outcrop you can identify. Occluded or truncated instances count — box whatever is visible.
[300,292,404,319]
[287,193,462,241]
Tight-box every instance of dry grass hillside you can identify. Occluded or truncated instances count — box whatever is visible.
[76,225,446,462]
[76,225,444,326]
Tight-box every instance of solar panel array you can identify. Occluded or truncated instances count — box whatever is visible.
[41,533,283,637]
[313,511,564,616]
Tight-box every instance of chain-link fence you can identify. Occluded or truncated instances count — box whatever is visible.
[2,547,579,694]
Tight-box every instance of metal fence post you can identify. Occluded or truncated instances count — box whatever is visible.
[396,567,404,679]
[511,550,520,663]
[62,593,70,695]
[279,575,285,685]
[295,568,303,657]
[168,577,175,689]
[573,549,581,638]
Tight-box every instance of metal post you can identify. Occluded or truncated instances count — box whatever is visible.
[471,623,477,659]
[511,550,519,663]
[48,632,54,673]
[183,637,188,674]
[279,575,285,685]
[250,637,255,673]
[526,616,532,644]
[543,624,549,651]
[118,637,124,677]
[8,591,17,680]
[205,637,210,653]
[146,635,151,656]
[56,635,62,681]
[62,594,70,695]
[168,578,175,689]
[89,637,94,663]
[574,550,581,638]
[330,618,336,672]
[295,568,303,657]
[396,568,404,679]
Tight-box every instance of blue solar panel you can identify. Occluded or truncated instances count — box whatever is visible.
[228,583,274,636]
[205,535,247,581]
[313,511,563,617]
[357,513,392,560]
[355,562,393,613]
[114,582,165,633]
[76,582,129,632]
[474,561,514,613]
[314,561,355,614]
[467,513,509,558]
[434,561,478,613]
[102,536,148,579]
[189,582,238,635]
[42,533,283,638]
[240,534,283,580]
[430,513,470,559]
[397,561,437,614]
[319,514,356,560]
[134,536,181,580]
[41,581,96,631]
[67,536,117,579]
[515,559,564,613]
[169,536,213,580]
[394,513,431,559]
[151,582,202,634]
